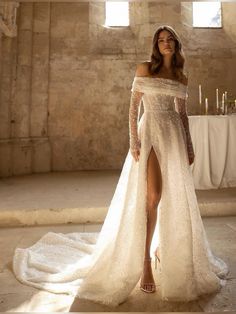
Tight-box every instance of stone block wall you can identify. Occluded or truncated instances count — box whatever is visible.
[0,2,236,176]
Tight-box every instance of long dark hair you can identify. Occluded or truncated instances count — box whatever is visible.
[149,25,186,80]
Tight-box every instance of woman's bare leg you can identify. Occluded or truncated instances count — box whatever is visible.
[140,146,162,292]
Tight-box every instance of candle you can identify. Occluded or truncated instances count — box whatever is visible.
[199,85,202,104]
[225,91,227,103]
[205,98,208,115]
[235,99,236,108]
[216,88,219,110]
[14,7,17,26]
[222,93,225,114]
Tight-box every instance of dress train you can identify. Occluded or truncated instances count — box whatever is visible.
[13,77,228,306]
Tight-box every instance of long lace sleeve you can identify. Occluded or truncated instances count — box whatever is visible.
[129,90,143,154]
[175,96,194,160]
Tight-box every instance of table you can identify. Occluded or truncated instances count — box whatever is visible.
[189,115,236,190]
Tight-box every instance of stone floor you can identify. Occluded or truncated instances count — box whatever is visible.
[0,216,236,312]
[0,171,236,228]
[0,171,236,312]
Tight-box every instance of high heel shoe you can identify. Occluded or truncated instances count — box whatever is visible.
[140,258,156,293]
[154,249,160,270]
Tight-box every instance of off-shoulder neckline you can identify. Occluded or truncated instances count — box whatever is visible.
[134,76,187,87]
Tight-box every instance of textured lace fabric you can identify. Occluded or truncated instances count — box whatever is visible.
[174,96,194,160]
[129,90,143,153]
[13,76,229,307]
[129,76,193,158]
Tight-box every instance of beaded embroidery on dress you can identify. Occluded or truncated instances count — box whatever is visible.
[13,77,228,306]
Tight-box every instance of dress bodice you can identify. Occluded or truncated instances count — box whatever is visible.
[131,76,188,112]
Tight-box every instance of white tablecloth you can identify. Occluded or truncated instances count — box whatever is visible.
[189,115,236,190]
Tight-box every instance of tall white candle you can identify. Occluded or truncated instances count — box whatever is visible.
[222,93,225,113]
[205,98,208,115]
[199,85,202,104]
[225,91,227,103]
[14,7,17,26]
[216,88,219,110]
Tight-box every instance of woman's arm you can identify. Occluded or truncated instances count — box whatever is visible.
[129,90,143,160]
[129,63,147,161]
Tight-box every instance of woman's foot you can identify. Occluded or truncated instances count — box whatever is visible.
[140,258,156,293]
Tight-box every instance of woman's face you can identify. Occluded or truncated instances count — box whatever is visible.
[157,30,176,56]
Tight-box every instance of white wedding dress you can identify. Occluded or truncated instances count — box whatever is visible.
[13,77,228,306]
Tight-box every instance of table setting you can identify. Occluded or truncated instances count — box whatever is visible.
[189,84,236,190]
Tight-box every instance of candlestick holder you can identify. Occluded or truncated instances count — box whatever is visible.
[219,103,225,115]
[199,102,203,115]
[225,103,228,115]
[215,107,221,115]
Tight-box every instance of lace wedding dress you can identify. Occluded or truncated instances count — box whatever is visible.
[13,76,228,306]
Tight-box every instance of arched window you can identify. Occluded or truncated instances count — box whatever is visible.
[105,2,129,27]
[192,2,222,28]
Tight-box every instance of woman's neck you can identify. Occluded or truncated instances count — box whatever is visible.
[162,55,173,71]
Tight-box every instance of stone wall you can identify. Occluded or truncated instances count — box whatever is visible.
[0,2,236,176]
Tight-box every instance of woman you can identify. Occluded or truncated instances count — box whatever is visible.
[13,25,228,306]
[131,25,194,294]
[129,25,228,296]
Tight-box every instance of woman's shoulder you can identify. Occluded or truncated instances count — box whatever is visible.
[135,61,151,77]
[134,62,188,87]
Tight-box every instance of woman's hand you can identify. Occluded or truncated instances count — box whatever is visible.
[188,148,195,165]
[131,148,140,162]
[186,137,194,166]
[130,139,141,162]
